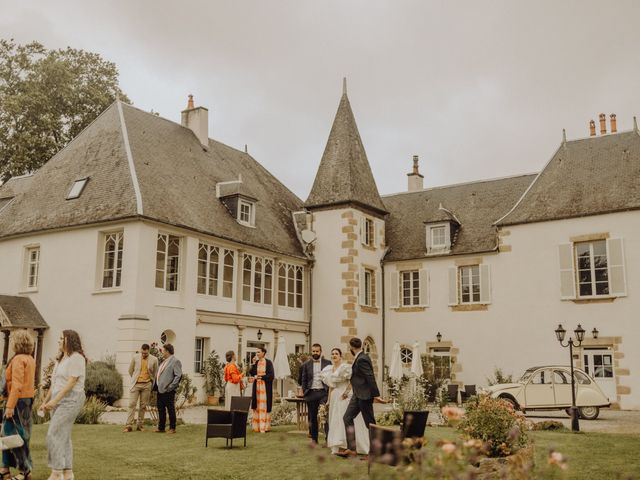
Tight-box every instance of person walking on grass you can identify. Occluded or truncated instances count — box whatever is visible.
[249,347,274,433]
[42,330,87,480]
[154,343,182,434]
[300,343,331,444]
[124,343,158,432]
[0,330,36,480]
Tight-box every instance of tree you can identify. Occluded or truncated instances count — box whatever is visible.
[0,39,130,182]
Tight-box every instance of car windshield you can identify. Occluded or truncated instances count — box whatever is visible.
[519,368,538,383]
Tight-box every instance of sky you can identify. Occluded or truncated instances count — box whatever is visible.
[2,1,640,199]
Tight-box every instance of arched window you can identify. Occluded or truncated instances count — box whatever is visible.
[400,346,413,367]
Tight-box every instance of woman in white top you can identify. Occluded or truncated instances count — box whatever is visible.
[320,348,370,455]
[42,330,86,480]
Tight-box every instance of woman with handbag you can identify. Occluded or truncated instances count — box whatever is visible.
[42,330,86,480]
[0,329,36,480]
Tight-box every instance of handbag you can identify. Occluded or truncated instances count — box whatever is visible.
[0,417,24,451]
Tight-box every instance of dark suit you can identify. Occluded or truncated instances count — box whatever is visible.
[300,358,331,442]
[343,351,379,451]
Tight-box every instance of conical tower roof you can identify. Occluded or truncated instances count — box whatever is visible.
[305,84,387,215]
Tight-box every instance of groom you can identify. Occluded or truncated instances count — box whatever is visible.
[339,337,380,457]
[300,343,331,444]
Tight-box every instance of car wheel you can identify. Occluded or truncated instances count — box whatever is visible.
[578,406,600,420]
[500,396,518,410]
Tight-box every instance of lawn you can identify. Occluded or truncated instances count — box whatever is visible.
[21,424,640,479]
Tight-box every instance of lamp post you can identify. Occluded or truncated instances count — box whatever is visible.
[554,324,586,432]
[436,332,442,343]
[257,329,263,341]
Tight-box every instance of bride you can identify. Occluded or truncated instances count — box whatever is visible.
[321,348,370,455]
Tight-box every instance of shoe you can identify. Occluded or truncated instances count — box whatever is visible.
[336,448,357,458]
[136,425,145,431]
[123,425,133,432]
[153,428,165,433]
[166,429,176,434]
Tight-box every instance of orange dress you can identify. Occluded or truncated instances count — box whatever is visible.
[251,359,271,432]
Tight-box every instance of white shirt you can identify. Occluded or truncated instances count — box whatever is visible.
[311,360,323,389]
[51,352,86,395]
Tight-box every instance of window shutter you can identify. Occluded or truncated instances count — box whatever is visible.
[558,243,576,300]
[372,220,377,248]
[425,227,431,251]
[389,271,399,308]
[444,224,451,250]
[479,264,491,304]
[359,266,366,305]
[359,217,365,245]
[448,267,458,305]
[607,238,627,297]
[375,269,381,307]
[419,268,429,306]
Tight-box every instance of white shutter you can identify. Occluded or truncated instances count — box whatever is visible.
[558,243,576,300]
[425,226,431,251]
[389,271,399,308]
[444,225,451,250]
[359,217,365,245]
[479,264,491,304]
[375,269,381,307]
[359,266,366,305]
[419,268,429,306]
[607,238,627,297]
[448,267,458,305]
[372,220,377,248]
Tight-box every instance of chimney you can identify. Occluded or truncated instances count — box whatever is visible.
[181,95,209,147]
[610,114,617,133]
[589,120,596,136]
[407,155,424,192]
[599,113,607,135]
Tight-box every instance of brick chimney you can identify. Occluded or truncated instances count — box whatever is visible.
[181,94,209,147]
[599,113,607,135]
[589,120,596,136]
[407,155,424,192]
[610,114,617,133]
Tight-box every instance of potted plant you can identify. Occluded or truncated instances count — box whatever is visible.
[203,350,224,406]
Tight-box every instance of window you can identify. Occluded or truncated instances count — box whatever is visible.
[66,178,89,199]
[362,268,374,307]
[277,263,303,308]
[238,199,255,226]
[400,347,413,367]
[459,265,480,303]
[194,337,206,374]
[584,353,613,378]
[242,254,273,304]
[362,218,375,247]
[429,347,450,380]
[102,232,124,288]
[400,270,420,306]
[530,369,552,385]
[197,243,235,298]
[295,344,306,354]
[156,234,181,291]
[25,246,40,289]
[575,240,609,297]
[430,226,446,247]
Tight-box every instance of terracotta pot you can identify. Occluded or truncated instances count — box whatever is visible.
[207,395,220,406]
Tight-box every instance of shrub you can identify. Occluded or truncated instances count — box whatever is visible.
[486,367,514,386]
[532,420,567,431]
[287,352,308,386]
[75,396,107,424]
[375,407,403,426]
[203,351,224,396]
[457,395,530,457]
[84,359,123,405]
[270,400,296,426]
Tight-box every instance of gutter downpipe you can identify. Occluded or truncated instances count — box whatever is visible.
[380,247,391,391]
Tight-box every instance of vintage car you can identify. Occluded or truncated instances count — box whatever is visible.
[482,365,610,420]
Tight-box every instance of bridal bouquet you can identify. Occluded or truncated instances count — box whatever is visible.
[318,403,329,426]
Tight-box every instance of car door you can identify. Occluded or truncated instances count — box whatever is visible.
[553,369,573,406]
[525,368,555,407]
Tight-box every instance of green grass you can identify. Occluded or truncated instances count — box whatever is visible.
[19,424,640,479]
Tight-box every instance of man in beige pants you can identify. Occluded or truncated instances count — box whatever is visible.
[124,343,158,432]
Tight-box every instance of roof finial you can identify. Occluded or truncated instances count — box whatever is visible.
[244,144,248,154]
[562,128,566,145]
[342,77,347,96]
[187,94,194,109]
[634,116,638,133]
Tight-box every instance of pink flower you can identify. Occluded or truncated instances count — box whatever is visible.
[441,442,457,454]
[442,406,464,421]
[548,450,568,470]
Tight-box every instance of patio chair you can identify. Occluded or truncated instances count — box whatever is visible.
[447,384,459,404]
[205,396,252,448]
[368,425,403,473]
[462,384,477,402]
[401,410,428,439]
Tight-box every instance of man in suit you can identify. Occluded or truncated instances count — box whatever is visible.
[339,337,380,457]
[124,343,159,432]
[300,343,331,444]
[154,343,182,434]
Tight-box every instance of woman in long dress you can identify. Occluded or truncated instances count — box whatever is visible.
[321,348,370,455]
[249,347,274,433]
[223,351,244,410]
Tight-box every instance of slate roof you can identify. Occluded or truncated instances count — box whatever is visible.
[305,93,387,215]
[0,296,48,329]
[383,174,536,261]
[0,102,306,258]
[498,131,640,226]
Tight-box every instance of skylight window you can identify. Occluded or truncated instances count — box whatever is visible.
[67,178,89,200]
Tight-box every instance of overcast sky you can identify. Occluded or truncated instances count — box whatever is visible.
[2,1,639,199]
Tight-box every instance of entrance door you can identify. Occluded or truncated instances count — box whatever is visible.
[583,348,616,401]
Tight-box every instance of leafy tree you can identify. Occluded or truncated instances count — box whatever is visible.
[0,38,130,182]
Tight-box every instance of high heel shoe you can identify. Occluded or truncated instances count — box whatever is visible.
[47,470,64,480]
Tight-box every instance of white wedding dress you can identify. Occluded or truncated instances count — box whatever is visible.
[321,363,370,455]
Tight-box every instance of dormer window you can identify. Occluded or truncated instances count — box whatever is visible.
[430,225,446,248]
[67,178,89,200]
[426,222,452,254]
[238,199,255,227]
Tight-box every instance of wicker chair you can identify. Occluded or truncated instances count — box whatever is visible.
[205,396,252,448]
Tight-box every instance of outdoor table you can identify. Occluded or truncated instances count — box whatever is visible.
[284,397,309,434]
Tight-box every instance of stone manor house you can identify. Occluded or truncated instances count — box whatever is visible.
[0,86,638,409]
